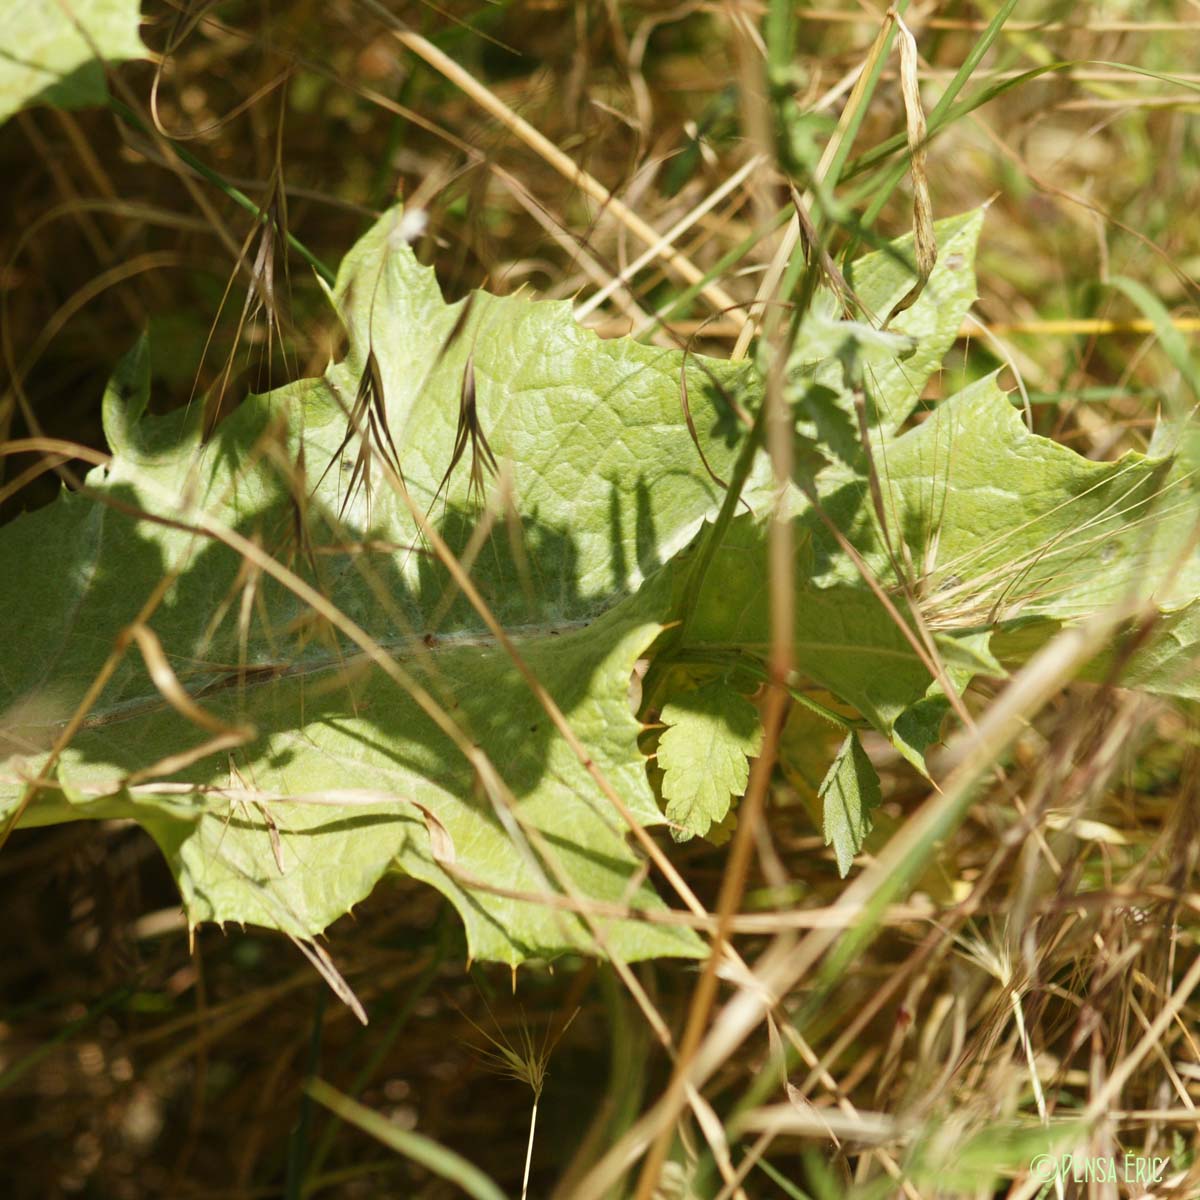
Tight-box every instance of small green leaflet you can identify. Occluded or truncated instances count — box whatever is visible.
[0,0,146,123]
[891,696,950,773]
[788,210,983,440]
[820,732,882,877]
[657,683,764,842]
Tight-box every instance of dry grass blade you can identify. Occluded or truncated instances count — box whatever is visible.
[393,30,744,323]
[287,935,367,1027]
[573,154,764,322]
[730,1103,903,1143]
[887,13,937,321]
[125,624,254,739]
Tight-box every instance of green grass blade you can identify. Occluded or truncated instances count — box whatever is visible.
[305,1078,509,1200]
[845,62,1065,187]
[305,941,445,1182]
[108,97,337,285]
[1109,275,1200,405]
[755,1156,816,1199]
[819,0,910,192]
[856,0,1021,224]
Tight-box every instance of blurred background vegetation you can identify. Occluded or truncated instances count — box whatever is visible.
[1,1,1198,1196]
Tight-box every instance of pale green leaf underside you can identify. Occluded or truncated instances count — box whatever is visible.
[1,207,769,964]
[658,682,764,842]
[21,574,696,964]
[4,199,1196,961]
[0,0,145,122]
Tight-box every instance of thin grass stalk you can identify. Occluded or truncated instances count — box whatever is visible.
[521,1098,538,1200]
